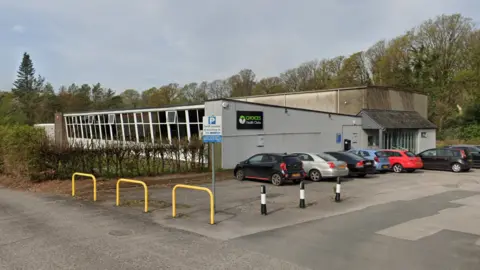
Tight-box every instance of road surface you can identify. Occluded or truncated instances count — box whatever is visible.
[1,170,480,269]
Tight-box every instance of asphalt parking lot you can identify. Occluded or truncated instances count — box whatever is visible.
[144,169,480,240]
[1,169,480,269]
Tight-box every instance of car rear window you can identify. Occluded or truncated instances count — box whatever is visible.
[337,152,364,161]
[375,151,388,157]
[316,153,337,161]
[283,156,301,164]
[404,151,416,157]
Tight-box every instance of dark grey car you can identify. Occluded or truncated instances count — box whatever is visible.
[443,145,480,168]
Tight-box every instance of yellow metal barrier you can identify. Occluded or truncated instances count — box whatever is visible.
[116,179,149,213]
[72,172,97,201]
[172,184,214,225]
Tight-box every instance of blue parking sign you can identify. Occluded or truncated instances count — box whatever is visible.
[208,116,216,125]
[336,133,342,144]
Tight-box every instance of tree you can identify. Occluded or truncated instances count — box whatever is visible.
[120,89,142,108]
[11,52,44,125]
[0,92,27,125]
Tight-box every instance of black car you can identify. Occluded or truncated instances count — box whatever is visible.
[234,153,306,186]
[417,148,472,172]
[325,151,376,177]
[443,145,480,168]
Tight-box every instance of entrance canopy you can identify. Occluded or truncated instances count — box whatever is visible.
[358,109,436,130]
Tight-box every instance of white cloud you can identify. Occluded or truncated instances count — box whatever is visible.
[0,0,479,91]
[11,24,25,33]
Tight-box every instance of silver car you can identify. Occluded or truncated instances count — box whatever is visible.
[292,152,349,181]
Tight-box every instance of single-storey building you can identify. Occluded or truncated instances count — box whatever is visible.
[53,85,437,169]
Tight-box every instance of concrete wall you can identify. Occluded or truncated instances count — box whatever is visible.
[205,100,364,169]
[34,123,55,141]
[366,87,428,118]
[416,129,436,153]
[232,86,429,118]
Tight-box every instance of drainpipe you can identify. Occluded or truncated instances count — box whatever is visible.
[379,128,384,149]
[337,89,340,113]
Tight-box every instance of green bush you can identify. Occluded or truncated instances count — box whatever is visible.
[0,125,46,178]
[0,125,208,181]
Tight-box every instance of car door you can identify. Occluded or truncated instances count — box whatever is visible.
[256,154,278,178]
[418,149,436,169]
[435,149,452,169]
[243,154,265,178]
[389,151,403,166]
[296,153,315,173]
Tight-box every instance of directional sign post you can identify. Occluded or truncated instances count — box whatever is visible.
[202,116,222,213]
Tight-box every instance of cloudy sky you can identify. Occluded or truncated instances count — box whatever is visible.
[1,0,479,92]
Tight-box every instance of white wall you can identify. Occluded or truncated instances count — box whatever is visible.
[417,129,436,153]
[34,123,55,141]
[205,100,363,169]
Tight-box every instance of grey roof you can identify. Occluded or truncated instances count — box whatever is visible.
[359,109,437,129]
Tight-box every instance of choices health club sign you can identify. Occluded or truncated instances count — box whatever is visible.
[236,111,263,130]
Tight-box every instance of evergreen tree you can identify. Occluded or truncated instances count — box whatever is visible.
[11,52,43,125]
[12,52,36,98]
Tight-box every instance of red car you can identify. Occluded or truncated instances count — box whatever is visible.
[378,149,424,173]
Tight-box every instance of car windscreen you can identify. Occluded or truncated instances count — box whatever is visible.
[316,153,337,161]
[404,151,416,157]
[283,156,301,164]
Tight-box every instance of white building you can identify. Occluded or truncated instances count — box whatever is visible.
[56,86,437,169]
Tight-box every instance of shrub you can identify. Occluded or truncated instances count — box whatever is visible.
[0,125,208,181]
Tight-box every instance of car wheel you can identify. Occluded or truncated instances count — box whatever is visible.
[357,173,367,178]
[451,163,462,173]
[406,169,415,173]
[235,169,245,180]
[270,173,284,186]
[392,164,403,173]
[309,169,322,182]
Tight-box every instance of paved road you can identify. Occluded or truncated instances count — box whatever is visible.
[0,187,303,270]
[2,170,480,269]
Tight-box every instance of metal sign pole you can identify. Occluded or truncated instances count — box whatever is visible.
[211,142,216,213]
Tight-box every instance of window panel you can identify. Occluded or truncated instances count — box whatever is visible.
[188,110,198,122]
[160,125,168,142]
[151,112,159,123]
[159,111,167,123]
[143,112,150,123]
[190,124,199,137]
[198,109,205,120]
[179,124,187,138]
[177,111,186,123]
[67,125,74,138]
[170,124,179,139]
[143,124,151,142]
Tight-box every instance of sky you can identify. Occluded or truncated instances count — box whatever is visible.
[1,0,480,93]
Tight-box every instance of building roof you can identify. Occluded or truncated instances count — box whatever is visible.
[358,109,436,129]
[208,98,361,118]
[63,102,205,116]
[229,85,426,99]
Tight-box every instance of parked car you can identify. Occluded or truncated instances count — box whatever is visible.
[417,148,472,172]
[378,149,423,173]
[324,151,375,177]
[347,149,391,173]
[291,152,349,181]
[233,153,306,186]
[443,145,480,168]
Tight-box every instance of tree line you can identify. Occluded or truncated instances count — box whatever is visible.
[1,13,479,140]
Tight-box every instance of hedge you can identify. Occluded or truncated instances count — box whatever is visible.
[0,125,208,181]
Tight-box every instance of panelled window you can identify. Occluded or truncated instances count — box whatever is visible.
[64,107,205,144]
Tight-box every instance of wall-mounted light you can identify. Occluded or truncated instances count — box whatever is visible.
[221,101,229,109]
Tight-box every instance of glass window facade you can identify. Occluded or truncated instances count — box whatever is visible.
[383,129,417,152]
[64,105,205,144]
